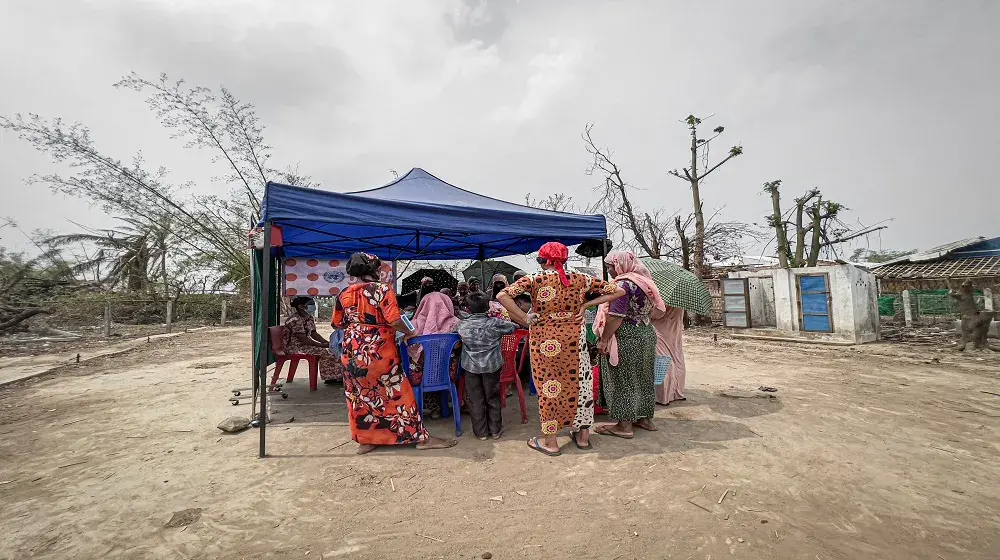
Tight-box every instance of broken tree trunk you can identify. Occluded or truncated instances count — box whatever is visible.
[950,281,997,351]
[0,307,50,334]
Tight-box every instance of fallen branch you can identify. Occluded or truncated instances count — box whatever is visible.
[327,441,351,452]
[718,489,730,504]
[416,533,445,543]
[0,307,50,333]
[686,499,712,513]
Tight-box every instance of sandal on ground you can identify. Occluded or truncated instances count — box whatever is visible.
[595,425,634,439]
[491,430,504,440]
[526,436,562,456]
[570,431,592,450]
[634,419,658,432]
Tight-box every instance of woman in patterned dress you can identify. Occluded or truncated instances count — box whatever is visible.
[593,252,666,439]
[332,253,457,455]
[497,242,624,456]
[283,296,345,383]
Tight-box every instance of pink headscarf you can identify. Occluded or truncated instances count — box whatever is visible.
[592,252,666,366]
[412,292,460,335]
[408,292,460,362]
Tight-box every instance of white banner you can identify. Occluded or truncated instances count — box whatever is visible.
[283,258,394,297]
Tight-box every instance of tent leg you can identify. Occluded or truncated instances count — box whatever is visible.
[601,238,609,281]
[479,245,485,289]
[258,224,273,458]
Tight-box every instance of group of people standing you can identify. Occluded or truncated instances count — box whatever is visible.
[283,242,687,456]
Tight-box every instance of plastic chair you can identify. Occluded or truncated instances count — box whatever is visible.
[268,325,319,392]
[403,334,463,437]
[500,330,530,424]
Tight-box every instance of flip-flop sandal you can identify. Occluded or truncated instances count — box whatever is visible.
[526,437,562,456]
[634,421,658,432]
[595,425,634,439]
[570,431,593,450]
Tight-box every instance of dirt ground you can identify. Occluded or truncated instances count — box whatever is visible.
[2,328,1000,560]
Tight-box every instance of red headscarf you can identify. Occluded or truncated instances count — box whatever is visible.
[538,242,571,287]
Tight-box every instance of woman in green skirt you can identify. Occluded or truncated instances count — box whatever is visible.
[593,251,666,438]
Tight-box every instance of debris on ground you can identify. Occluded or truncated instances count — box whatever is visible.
[217,416,250,433]
[164,508,203,528]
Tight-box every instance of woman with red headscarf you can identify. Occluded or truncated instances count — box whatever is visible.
[497,242,624,456]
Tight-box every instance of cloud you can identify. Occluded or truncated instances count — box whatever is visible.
[492,39,588,125]
[2,0,999,256]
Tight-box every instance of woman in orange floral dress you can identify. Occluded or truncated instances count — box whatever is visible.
[332,253,457,455]
[498,242,624,456]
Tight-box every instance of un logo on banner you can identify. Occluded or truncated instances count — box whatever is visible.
[323,270,346,284]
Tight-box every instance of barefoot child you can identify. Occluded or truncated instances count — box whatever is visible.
[457,292,516,440]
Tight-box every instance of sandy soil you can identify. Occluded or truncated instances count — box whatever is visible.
[1,328,1000,560]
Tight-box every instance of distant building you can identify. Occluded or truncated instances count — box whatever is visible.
[873,237,1000,292]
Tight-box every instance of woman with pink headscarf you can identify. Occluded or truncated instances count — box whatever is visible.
[408,291,462,419]
[593,251,666,439]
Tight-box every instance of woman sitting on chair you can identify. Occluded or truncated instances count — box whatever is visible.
[284,296,344,383]
[408,291,462,418]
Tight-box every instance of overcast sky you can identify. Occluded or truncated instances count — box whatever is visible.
[1,0,998,258]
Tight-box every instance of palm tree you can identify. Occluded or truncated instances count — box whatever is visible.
[46,218,172,294]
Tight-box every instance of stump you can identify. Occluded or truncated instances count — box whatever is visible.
[949,280,998,351]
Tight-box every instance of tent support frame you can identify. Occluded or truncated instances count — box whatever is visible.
[257,223,273,458]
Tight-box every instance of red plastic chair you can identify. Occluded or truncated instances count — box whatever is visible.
[500,330,530,424]
[268,325,319,392]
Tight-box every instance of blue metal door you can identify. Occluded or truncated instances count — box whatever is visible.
[798,275,832,332]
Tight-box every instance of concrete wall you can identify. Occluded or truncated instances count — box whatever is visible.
[848,264,880,343]
[729,264,880,343]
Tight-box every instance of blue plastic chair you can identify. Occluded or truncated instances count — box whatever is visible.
[399,334,463,437]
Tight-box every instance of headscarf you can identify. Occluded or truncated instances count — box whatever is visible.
[538,241,570,287]
[346,252,380,280]
[412,292,460,336]
[408,292,460,362]
[593,251,666,366]
[489,273,509,301]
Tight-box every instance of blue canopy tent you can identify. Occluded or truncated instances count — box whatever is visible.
[251,168,608,456]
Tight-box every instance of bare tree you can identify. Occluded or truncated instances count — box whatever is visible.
[762,179,887,267]
[667,115,744,278]
[524,193,578,213]
[2,71,315,295]
[582,123,759,268]
[583,123,657,257]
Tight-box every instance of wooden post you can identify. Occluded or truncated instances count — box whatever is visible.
[166,301,173,333]
[220,300,228,326]
[983,288,994,311]
[901,289,913,327]
[103,303,111,337]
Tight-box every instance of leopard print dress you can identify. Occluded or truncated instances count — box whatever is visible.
[503,271,617,435]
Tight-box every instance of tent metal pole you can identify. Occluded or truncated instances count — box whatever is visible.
[478,245,485,289]
[258,223,273,458]
[249,248,258,425]
[601,238,609,281]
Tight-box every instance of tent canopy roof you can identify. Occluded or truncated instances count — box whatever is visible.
[259,168,607,261]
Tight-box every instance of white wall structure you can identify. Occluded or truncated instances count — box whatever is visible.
[729,264,880,344]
